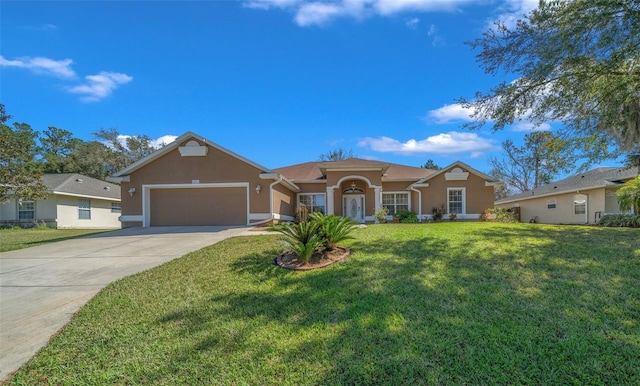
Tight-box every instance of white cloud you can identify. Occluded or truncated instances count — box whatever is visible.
[295,2,345,26]
[0,55,76,79]
[358,131,496,155]
[246,0,477,26]
[406,17,420,29]
[489,0,538,29]
[107,134,178,150]
[427,24,445,46]
[68,71,133,102]
[512,121,551,132]
[152,135,178,147]
[426,103,476,123]
[1,55,132,102]
[374,0,469,15]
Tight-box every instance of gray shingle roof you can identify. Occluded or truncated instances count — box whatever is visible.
[496,166,639,204]
[42,173,121,201]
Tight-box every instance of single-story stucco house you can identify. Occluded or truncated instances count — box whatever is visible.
[0,173,122,228]
[495,166,639,224]
[108,132,500,227]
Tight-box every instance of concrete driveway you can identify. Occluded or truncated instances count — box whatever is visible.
[0,226,267,380]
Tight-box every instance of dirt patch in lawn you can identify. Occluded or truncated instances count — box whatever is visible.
[276,247,351,270]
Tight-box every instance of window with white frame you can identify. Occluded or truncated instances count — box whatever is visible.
[574,194,586,215]
[447,188,465,214]
[547,198,557,210]
[382,193,409,215]
[298,194,325,214]
[78,199,91,220]
[111,202,121,213]
[18,200,35,220]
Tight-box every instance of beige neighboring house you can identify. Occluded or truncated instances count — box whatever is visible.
[108,131,500,227]
[495,166,639,224]
[0,173,122,229]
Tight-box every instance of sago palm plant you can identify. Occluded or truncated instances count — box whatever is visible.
[309,212,358,250]
[269,220,323,263]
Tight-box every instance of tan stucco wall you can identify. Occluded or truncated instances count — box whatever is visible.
[272,183,295,219]
[496,188,609,224]
[420,167,495,217]
[121,138,271,221]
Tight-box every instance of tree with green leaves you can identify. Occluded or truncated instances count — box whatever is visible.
[617,176,640,214]
[489,131,576,194]
[41,126,82,174]
[94,128,158,175]
[0,105,48,202]
[319,148,354,161]
[460,0,640,163]
[421,159,442,170]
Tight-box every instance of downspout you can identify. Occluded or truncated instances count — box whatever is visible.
[252,176,283,226]
[410,185,422,220]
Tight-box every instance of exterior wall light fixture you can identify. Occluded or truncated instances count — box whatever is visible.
[128,188,136,197]
[255,185,262,194]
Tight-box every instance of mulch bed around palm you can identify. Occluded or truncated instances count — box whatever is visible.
[276,247,351,270]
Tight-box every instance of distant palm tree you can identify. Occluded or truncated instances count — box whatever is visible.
[617,176,640,214]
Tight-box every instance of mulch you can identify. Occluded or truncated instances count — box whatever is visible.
[276,246,351,270]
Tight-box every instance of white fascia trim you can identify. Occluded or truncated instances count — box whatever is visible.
[52,191,121,202]
[141,182,250,227]
[496,185,605,205]
[107,175,130,183]
[260,173,300,192]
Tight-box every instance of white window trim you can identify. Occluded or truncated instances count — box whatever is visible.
[547,198,557,210]
[297,193,327,214]
[381,191,411,216]
[18,200,35,220]
[447,187,466,214]
[78,199,91,220]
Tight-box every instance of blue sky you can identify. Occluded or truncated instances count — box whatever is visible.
[1,0,547,172]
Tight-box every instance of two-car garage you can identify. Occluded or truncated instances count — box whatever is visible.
[148,185,248,226]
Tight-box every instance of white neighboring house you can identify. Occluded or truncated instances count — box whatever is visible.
[495,166,638,224]
[0,173,121,229]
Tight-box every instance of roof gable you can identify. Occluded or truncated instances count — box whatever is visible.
[110,131,273,179]
[416,161,497,184]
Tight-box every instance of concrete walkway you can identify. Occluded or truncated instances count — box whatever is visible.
[0,226,268,380]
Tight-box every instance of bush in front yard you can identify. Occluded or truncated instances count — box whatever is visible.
[598,214,640,228]
[396,210,419,223]
[270,213,358,263]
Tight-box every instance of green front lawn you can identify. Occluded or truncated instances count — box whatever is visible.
[0,227,112,252]
[6,223,640,385]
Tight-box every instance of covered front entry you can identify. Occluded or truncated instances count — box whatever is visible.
[149,186,247,226]
[343,194,365,223]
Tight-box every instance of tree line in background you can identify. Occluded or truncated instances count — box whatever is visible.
[0,104,160,202]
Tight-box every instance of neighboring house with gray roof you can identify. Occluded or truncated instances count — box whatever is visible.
[495,167,639,224]
[0,173,121,228]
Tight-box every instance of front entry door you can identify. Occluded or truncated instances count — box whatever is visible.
[343,194,365,223]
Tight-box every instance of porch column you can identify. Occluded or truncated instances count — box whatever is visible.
[326,186,335,215]
[374,186,382,211]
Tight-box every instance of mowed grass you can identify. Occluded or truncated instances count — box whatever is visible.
[0,228,112,252]
[6,223,640,385]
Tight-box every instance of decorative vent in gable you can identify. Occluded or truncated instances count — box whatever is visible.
[445,167,469,181]
[178,140,208,157]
